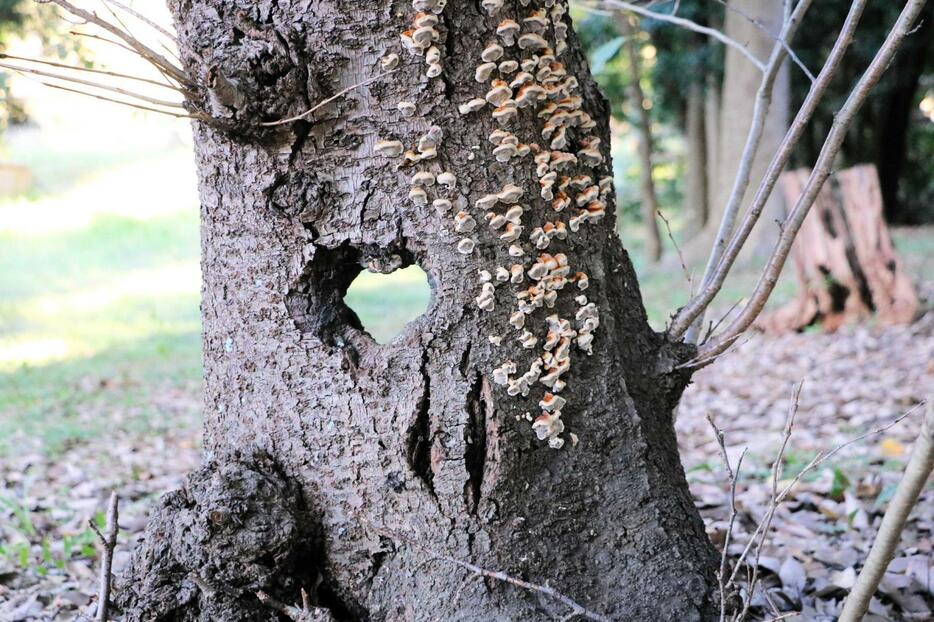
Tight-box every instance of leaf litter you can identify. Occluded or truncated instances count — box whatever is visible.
[0,312,931,620]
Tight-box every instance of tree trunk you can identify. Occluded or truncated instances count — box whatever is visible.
[620,18,662,264]
[873,3,933,224]
[704,70,720,225]
[684,80,708,238]
[758,165,919,333]
[117,2,717,620]
[708,0,789,257]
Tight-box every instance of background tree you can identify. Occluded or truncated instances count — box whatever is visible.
[789,1,934,224]
[618,14,662,263]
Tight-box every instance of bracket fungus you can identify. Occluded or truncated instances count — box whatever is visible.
[380,53,400,70]
[374,139,404,158]
[496,19,520,45]
[456,238,476,255]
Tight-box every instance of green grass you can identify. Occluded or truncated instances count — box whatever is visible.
[345,266,433,344]
[0,147,202,455]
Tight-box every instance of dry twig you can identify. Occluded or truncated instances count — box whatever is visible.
[656,208,693,292]
[260,70,398,126]
[707,413,747,622]
[38,0,189,86]
[713,390,924,620]
[0,61,185,108]
[89,492,119,622]
[35,79,197,118]
[839,402,934,621]
[0,53,180,90]
[102,0,178,43]
[592,0,766,70]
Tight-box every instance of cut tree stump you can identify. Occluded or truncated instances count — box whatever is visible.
[758,164,919,334]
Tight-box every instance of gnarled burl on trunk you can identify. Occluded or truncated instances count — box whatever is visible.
[117,1,719,620]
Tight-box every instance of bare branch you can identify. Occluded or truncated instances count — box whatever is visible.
[70,29,137,56]
[698,0,929,360]
[709,0,815,82]
[734,382,802,621]
[102,0,177,43]
[89,492,119,622]
[707,413,747,622]
[727,400,924,591]
[0,61,185,108]
[36,79,197,118]
[37,0,190,86]
[839,402,934,621]
[592,0,766,70]
[668,0,868,341]
[261,70,397,126]
[0,53,180,90]
[656,208,692,292]
[675,0,814,343]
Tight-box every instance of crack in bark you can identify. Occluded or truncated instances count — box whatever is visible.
[463,372,488,515]
[407,348,436,498]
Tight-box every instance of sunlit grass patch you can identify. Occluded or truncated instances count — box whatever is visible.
[344,266,433,344]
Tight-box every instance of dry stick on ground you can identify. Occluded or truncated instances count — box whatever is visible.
[36,0,190,87]
[89,492,119,622]
[839,402,934,622]
[706,413,747,622]
[369,525,610,622]
[667,0,869,341]
[699,0,929,360]
[679,0,814,343]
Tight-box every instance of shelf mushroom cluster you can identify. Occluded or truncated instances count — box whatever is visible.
[376,0,467,254]
[464,0,613,449]
[373,0,612,450]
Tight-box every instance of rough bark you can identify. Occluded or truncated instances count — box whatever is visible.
[684,80,707,238]
[758,165,919,333]
[117,2,718,620]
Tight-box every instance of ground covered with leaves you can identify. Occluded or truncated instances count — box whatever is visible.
[0,313,929,621]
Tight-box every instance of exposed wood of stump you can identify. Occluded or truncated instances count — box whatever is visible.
[758,164,919,334]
